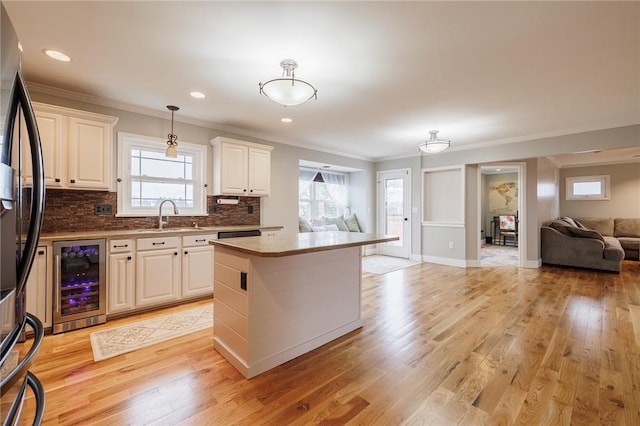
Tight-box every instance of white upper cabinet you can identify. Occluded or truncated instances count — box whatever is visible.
[210,137,273,196]
[23,102,118,190]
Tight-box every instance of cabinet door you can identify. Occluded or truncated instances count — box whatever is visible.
[107,253,135,314]
[25,246,52,328]
[20,111,66,188]
[220,143,248,194]
[68,117,111,190]
[248,147,270,196]
[135,249,181,307]
[182,246,214,298]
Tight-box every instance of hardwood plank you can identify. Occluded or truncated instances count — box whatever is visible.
[12,259,640,425]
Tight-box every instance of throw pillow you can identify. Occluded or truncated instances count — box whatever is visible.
[299,217,313,233]
[324,224,340,231]
[560,217,579,227]
[548,220,573,236]
[567,226,605,242]
[312,226,327,232]
[343,213,361,232]
[323,216,349,231]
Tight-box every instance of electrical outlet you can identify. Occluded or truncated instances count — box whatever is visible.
[248,205,254,214]
[94,204,112,215]
[208,205,217,214]
[448,241,454,249]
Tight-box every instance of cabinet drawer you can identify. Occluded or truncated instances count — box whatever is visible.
[183,233,217,247]
[110,239,134,253]
[137,236,180,251]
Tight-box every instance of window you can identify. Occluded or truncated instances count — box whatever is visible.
[566,175,610,200]
[117,132,207,216]
[299,168,349,221]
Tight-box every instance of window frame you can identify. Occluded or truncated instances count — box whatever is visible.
[565,175,610,201]
[298,167,350,222]
[116,132,207,217]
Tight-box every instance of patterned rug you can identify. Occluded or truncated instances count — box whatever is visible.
[90,303,213,362]
[362,255,421,274]
[481,244,519,266]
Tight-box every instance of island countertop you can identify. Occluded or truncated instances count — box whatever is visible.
[210,231,398,257]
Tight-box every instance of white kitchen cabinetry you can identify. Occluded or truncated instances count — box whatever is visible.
[25,245,52,329]
[24,102,118,190]
[181,234,216,298]
[135,236,181,308]
[107,239,135,314]
[210,137,273,196]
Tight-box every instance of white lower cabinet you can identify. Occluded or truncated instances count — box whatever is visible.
[107,239,135,314]
[182,234,216,298]
[25,245,52,328]
[106,233,217,316]
[135,237,181,308]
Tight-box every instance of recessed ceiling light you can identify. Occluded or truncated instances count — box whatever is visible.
[43,49,71,62]
[496,168,501,172]
[190,91,205,99]
[281,117,293,124]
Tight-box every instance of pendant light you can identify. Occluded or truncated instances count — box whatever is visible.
[418,130,450,154]
[165,105,179,158]
[259,59,318,107]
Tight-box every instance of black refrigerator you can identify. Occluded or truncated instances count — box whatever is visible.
[0,3,46,424]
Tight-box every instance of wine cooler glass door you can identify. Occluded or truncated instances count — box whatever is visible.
[53,239,106,333]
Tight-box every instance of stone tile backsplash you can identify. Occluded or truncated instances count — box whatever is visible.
[38,189,261,233]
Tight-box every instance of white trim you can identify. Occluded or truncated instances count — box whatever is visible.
[421,165,465,224]
[376,168,411,259]
[565,175,610,200]
[421,255,466,268]
[477,161,529,268]
[421,222,465,228]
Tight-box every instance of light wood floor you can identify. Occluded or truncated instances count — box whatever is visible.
[16,260,640,425]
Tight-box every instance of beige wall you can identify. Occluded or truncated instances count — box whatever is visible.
[560,162,640,218]
[536,157,560,226]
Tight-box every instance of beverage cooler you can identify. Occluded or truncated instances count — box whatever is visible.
[52,239,106,334]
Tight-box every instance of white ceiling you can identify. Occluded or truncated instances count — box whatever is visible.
[4,1,639,162]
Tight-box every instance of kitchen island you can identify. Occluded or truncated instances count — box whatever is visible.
[210,231,398,379]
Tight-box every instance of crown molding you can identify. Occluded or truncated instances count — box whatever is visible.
[26,81,373,162]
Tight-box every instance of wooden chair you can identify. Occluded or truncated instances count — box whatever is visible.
[499,215,518,246]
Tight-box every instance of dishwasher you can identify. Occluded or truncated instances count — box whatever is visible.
[217,229,261,239]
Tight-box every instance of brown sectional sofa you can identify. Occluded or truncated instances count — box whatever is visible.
[541,217,639,273]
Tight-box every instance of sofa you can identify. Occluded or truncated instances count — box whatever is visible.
[576,217,640,261]
[540,217,634,273]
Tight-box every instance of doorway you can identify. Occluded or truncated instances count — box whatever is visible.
[479,164,523,267]
[377,169,411,258]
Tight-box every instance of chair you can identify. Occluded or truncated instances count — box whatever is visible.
[499,215,518,246]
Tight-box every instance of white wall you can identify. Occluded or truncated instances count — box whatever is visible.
[536,156,560,226]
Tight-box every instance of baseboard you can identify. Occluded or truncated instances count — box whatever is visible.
[421,255,466,268]
[523,258,542,268]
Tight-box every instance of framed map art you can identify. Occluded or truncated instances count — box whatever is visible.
[489,181,518,213]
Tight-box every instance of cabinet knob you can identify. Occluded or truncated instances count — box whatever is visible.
[174,252,178,256]
[243,189,247,192]
[70,179,76,184]
[250,189,253,193]
[38,250,45,255]
[184,251,188,255]
[55,178,60,183]
[127,256,132,261]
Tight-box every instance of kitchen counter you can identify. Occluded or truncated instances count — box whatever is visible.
[38,224,283,242]
[212,231,399,379]
[209,231,398,257]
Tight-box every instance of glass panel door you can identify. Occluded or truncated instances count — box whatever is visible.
[378,169,410,258]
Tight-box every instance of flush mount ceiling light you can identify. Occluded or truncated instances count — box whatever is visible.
[259,59,318,107]
[165,105,179,158]
[43,49,71,62]
[418,130,451,154]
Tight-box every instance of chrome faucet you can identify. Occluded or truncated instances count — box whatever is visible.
[158,199,179,230]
